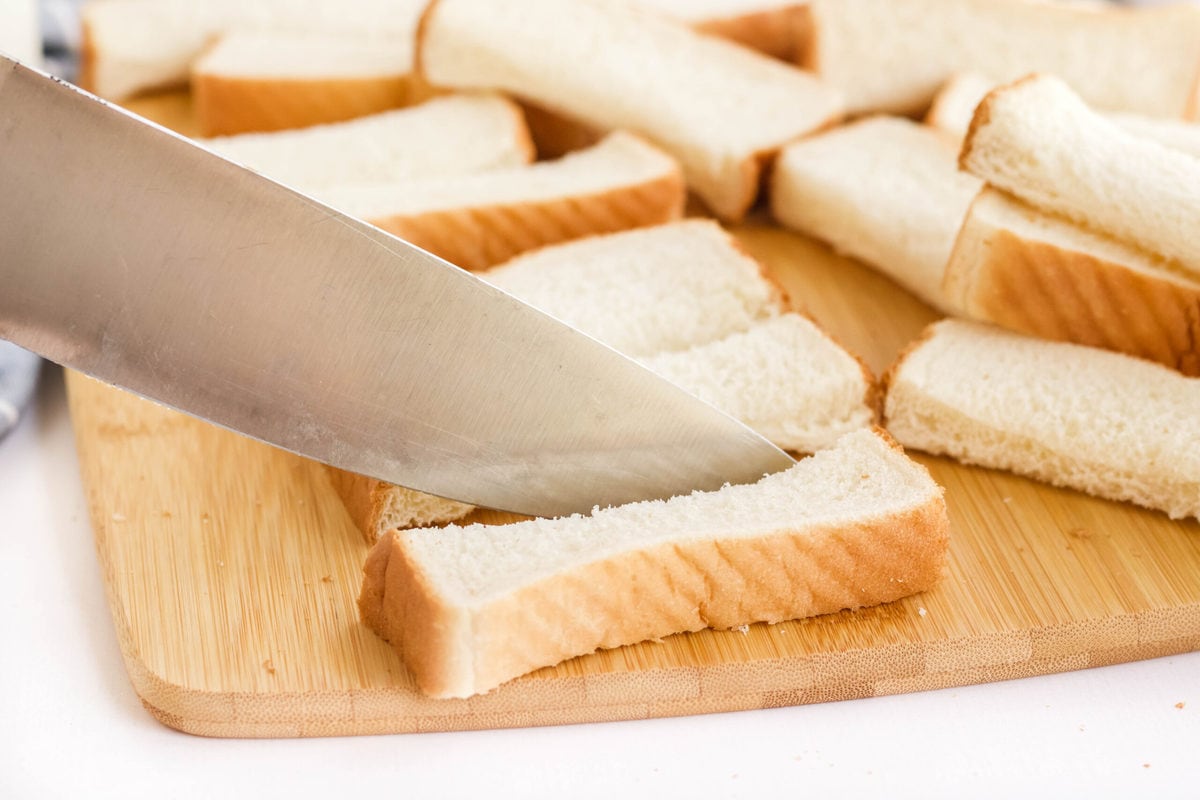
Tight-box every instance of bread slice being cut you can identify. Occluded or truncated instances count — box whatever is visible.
[961,74,1200,282]
[191,30,418,136]
[928,72,1200,159]
[328,220,878,541]
[884,319,1200,520]
[643,313,876,453]
[770,116,982,313]
[359,427,949,699]
[317,131,686,271]
[944,188,1200,377]
[200,94,534,193]
[418,0,843,221]
[79,0,427,101]
[806,0,1200,117]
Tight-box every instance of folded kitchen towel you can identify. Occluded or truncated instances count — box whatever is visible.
[0,342,40,440]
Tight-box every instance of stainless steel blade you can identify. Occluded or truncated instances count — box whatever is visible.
[0,57,794,517]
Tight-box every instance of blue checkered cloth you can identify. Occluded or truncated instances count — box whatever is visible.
[0,342,39,439]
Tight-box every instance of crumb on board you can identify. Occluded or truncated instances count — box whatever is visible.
[111,512,126,522]
[321,575,333,583]
[262,658,276,675]
[918,606,928,617]
[1176,701,1186,710]
[736,624,750,635]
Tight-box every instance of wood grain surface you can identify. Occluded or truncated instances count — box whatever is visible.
[68,94,1200,738]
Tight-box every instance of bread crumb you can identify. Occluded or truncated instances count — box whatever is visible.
[1069,528,1091,540]
[321,575,333,584]
[1176,701,1186,709]
[1002,496,1013,503]
[1143,763,1151,769]
[918,606,928,617]
[111,512,126,522]
[262,658,276,675]
[736,624,750,634]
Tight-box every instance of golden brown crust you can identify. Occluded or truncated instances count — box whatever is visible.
[947,203,1200,376]
[517,101,604,159]
[192,72,413,137]
[368,164,686,270]
[693,5,809,63]
[359,443,950,698]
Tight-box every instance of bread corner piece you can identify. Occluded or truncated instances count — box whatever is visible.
[359,427,949,699]
[884,318,1200,520]
[418,0,843,221]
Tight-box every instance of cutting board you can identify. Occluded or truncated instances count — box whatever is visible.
[69,94,1200,738]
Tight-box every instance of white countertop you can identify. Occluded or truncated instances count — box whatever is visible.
[2,367,1197,799]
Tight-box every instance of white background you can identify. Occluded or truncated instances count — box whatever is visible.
[2,368,1198,799]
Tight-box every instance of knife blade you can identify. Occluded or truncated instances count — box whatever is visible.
[0,56,794,517]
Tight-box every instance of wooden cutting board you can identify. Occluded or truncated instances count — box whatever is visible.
[69,94,1200,738]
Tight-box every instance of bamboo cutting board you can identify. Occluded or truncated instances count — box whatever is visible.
[69,94,1200,738]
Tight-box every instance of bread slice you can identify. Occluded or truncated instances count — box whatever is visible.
[0,0,39,65]
[806,0,1200,117]
[481,220,787,358]
[317,131,686,271]
[359,427,949,698]
[944,188,1200,377]
[884,319,1200,520]
[929,72,1200,159]
[769,116,982,312]
[191,31,417,136]
[632,0,810,61]
[328,220,788,541]
[418,0,843,221]
[961,74,1200,282]
[643,314,876,453]
[79,0,426,101]
[200,94,534,193]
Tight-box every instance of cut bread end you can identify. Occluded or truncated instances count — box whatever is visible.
[359,427,949,698]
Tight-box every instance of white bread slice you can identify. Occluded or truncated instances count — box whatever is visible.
[201,94,534,193]
[961,74,1200,282]
[359,427,949,698]
[884,319,1200,521]
[642,314,876,453]
[632,0,810,61]
[944,188,1200,377]
[191,31,417,136]
[328,220,790,540]
[481,220,786,358]
[79,0,426,101]
[806,0,1200,117]
[928,72,1200,159]
[317,131,686,271]
[769,116,982,312]
[418,0,844,221]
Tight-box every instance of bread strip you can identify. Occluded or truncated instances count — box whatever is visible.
[200,94,534,192]
[359,427,949,698]
[191,31,417,136]
[945,188,1200,377]
[418,0,843,221]
[329,219,792,540]
[319,131,685,271]
[80,0,427,101]
[806,0,1200,117]
[929,72,1200,160]
[770,116,982,312]
[884,319,1200,520]
[961,74,1200,281]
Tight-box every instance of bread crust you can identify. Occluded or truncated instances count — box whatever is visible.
[367,162,686,271]
[958,72,1042,173]
[693,4,809,63]
[359,435,950,698]
[946,192,1200,376]
[192,72,414,137]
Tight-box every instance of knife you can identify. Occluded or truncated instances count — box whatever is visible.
[0,56,793,517]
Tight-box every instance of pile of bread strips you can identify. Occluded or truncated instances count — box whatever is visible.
[80,0,1200,699]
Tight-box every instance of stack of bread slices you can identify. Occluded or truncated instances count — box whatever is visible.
[80,0,1200,699]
